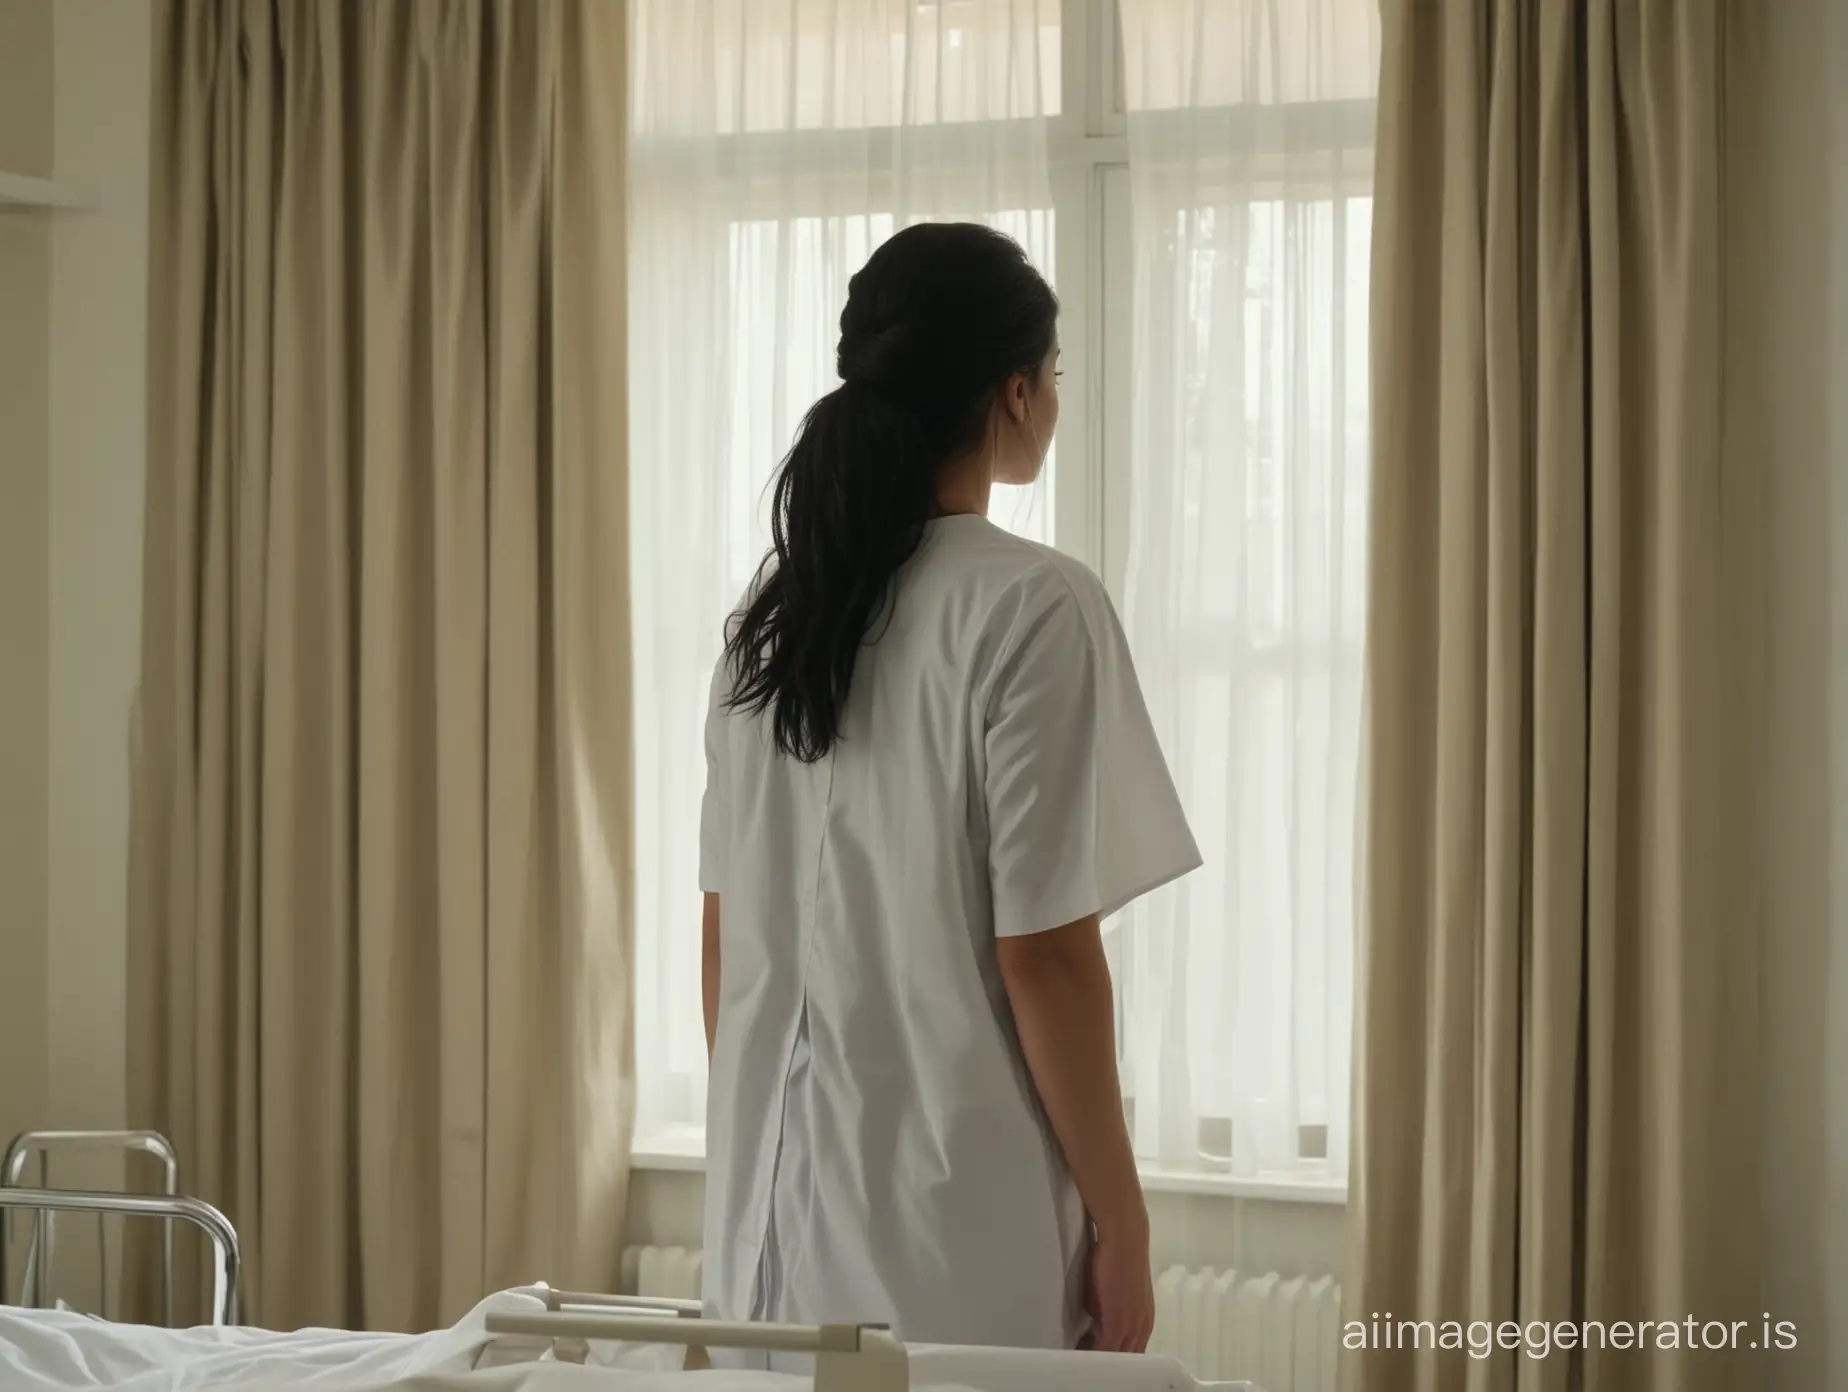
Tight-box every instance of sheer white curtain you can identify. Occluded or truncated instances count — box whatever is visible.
[1113,0,1377,1180]
[628,0,1060,1145]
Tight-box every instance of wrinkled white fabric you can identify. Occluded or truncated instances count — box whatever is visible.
[909,1344,1207,1392]
[0,1297,1254,1390]
[701,515,1201,1361]
[0,1287,641,1390]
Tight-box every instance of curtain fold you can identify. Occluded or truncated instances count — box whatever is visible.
[129,0,633,1332]
[626,0,1059,1146]
[1347,3,1760,1388]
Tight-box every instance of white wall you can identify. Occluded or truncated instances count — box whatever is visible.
[1758,1,1848,1387]
[0,0,157,1310]
[46,0,151,1154]
[0,0,144,1307]
[0,0,56,1182]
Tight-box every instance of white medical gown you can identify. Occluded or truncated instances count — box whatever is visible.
[698,514,1201,1364]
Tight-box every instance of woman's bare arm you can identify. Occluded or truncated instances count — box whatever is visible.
[702,892,721,1058]
[996,915,1145,1238]
[997,914,1152,1351]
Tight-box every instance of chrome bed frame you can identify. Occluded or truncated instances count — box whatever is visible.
[1,1129,240,1325]
[0,1129,911,1389]
[487,1289,910,1392]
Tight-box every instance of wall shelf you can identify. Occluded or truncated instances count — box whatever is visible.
[0,171,95,212]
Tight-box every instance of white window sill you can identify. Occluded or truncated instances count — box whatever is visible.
[630,1130,1347,1206]
[630,1127,709,1173]
[1130,1163,1346,1205]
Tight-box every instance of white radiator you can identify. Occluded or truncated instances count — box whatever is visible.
[621,1246,1340,1392]
[1152,1266,1342,1392]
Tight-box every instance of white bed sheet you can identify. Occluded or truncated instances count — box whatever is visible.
[0,1292,1252,1392]
[0,1287,564,1391]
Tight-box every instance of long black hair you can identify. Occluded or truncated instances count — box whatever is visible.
[723,222,1059,762]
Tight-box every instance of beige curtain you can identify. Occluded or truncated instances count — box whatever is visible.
[127,0,634,1332]
[1347,3,1761,1390]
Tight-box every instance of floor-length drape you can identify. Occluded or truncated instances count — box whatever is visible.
[128,0,634,1332]
[1348,4,1760,1389]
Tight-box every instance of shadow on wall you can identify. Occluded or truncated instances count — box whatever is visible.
[1757,3,1848,1388]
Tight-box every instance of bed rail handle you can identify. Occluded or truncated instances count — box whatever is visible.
[484,1308,908,1391]
[540,1288,704,1317]
[0,1187,239,1327]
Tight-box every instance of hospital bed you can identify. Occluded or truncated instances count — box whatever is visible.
[0,1130,1259,1392]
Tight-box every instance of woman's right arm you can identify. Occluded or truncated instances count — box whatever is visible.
[997,913,1153,1353]
[981,565,1198,1354]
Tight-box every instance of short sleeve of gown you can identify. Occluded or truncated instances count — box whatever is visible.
[980,561,1202,939]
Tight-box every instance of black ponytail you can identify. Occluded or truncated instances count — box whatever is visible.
[724,222,1058,761]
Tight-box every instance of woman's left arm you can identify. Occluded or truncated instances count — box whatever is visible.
[702,892,722,1058]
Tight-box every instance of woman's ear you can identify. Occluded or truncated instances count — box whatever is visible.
[1002,369,1031,425]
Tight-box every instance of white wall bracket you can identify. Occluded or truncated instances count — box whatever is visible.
[0,171,95,211]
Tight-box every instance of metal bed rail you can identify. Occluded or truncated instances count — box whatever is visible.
[483,1305,909,1392]
[540,1288,705,1317]
[0,1188,240,1327]
[2,1129,182,1325]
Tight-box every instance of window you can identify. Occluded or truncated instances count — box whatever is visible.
[629,0,1377,1185]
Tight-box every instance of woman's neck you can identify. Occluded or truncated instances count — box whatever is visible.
[934,454,992,518]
